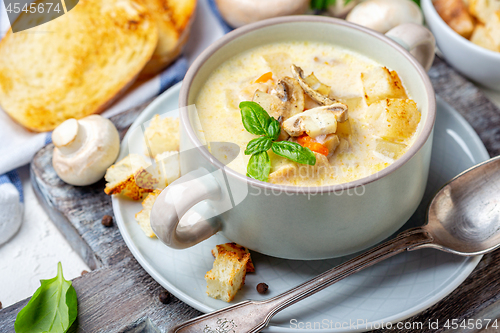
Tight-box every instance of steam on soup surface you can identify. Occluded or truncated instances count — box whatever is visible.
[194,41,421,186]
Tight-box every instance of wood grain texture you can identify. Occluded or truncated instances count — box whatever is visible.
[1,57,500,333]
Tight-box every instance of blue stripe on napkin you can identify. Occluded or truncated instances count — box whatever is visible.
[45,132,52,145]
[160,57,188,92]
[0,170,23,202]
[206,0,234,33]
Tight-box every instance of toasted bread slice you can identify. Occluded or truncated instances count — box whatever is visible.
[211,243,255,273]
[104,154,158,200]
[135,189,162,237]
[205,250,250,302]
[361,67,408,106]
[0,0,158,132]
[144,115,180,157]
[138,0,197,76]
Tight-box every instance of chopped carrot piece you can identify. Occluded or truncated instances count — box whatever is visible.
[254,72,273,83]
[298,134,329,156]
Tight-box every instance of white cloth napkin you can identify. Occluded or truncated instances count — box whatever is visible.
[0,0,189,244]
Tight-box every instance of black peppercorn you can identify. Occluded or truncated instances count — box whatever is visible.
[101,215,113,227]
[159,290,170,304]
[256,283,268,294]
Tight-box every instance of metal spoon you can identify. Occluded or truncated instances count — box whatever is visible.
[169,155,500,333]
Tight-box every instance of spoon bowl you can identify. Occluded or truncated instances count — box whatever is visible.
[422,155,500,256]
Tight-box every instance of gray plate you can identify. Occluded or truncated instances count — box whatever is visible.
[113,82,489,332]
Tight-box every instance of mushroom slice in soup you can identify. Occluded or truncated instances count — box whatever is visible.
[274,77,305,118]
[253,78,305,141]
[253,78,305,120]
[252,90,290,141]
[291,64,337,105]
[282,103,348,138]
[303,72,331,96]
[253,90,286,119]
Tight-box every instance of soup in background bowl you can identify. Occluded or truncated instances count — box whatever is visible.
[150,17,436,259]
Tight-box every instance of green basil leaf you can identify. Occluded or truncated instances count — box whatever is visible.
[267,117,281,141]
[272,141,317,165]
[247,151,271,182]
[245,137,273,155]
[310,0,337,10]
[239,101,271,136]
[15,262,78,333]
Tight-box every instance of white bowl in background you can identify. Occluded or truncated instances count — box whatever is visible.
[422,0,500,91]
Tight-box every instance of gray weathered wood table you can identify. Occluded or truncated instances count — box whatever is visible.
[1,57,500,333]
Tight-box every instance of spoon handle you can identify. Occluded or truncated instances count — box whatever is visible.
[169,227,433,333]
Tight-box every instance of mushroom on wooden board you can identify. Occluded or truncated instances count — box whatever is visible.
[52,115,120,186]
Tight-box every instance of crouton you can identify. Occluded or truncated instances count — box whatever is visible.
[155,151,180,188]
[434,0,476,38]
[486,11,500,49]
[144,115,180,158]
[104,154,158,200]
[471,23,499,51]
[212,243,255,273]
[205,250,250,302]
[367,99,421,143]
[361,67,408,105]
[135,189,162,237]
[375,139,407,160]
[469,0,500,24]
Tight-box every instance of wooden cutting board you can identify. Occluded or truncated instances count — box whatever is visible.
[1,57,500,333]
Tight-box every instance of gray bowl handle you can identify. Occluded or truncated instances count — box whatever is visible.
[386,23,436,72]
[150,168,222,249]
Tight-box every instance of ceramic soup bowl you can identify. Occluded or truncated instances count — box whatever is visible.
[151,16,436,260]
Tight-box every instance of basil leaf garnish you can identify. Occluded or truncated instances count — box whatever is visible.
[245,137,273,155]
[310,0,353,11]
[272,141,316,166]
[267,117,281,141]
[239,101,271,136]
[15,262,78,333]
[247,151,271,182]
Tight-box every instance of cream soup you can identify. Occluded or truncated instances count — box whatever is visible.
[194,41,421,186]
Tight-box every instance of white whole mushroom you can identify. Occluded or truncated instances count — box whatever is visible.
[52,115,120,186]
[215,0,310,28]
[346,0,423,33]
